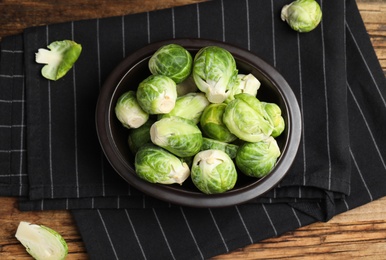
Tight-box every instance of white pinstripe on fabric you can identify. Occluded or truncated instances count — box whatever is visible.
[179,207,204,260]
[45,25,55,199]
[209,208,229,252]
[262,204,278,236]
[97,209,120,260]
[347,81,386,170]
[71,21,80,198]
[152,208,176,260]
[235,205,253,244]
[124,209,148,260]
[319,0,333,190]
[349,149,373,201]
[346,22,386,108]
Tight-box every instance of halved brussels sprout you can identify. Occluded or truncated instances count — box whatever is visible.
[15,221,68,260]
[149,44,193,84]
[236,137,281,178]
[191,149,237,194]
[135,144,190,185]
[115,90,149,129]
[192,46,238,103]
[136,75,177,114]
[150,116,203,157]
[200,103,237,143]
[35,40,82,81]
[223,93,273,142]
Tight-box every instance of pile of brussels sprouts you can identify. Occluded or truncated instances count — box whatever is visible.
[115,43,285,195]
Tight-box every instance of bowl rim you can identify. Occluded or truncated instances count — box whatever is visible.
[96,38,302,208]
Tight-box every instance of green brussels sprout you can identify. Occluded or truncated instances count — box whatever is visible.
[191,149,237,194]
[262,102,285,138]
[159,92,210,124]
[127,119,154,154]
[15,221,68,260]
[176,75,198,96]
[115,91,149,129]
[223,93,274,142]
[236,137,281,178]
[192,46,238,103]
[200,103,237,143]
[136,75,177,114]
[150,116,203,157]
[200,137,239,159]
[281,0,322,33]
[149,44,193,84]
[225,73,261,103]
[35,40,82,81]
[135,144,190,185]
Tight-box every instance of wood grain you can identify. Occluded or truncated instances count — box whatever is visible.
[0,1,385,259]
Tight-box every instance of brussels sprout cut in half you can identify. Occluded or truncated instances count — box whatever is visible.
[135,144,190,185]
[236,137,281,178]
[223,93,274,142]
[150,116,203,157]
[149,44,193,84]
[136,75,177,114]
[35,40,82,81]
[191,149,237,194]
[115,91,149,129]
[281,0,322,33]
[193,46,238,103]
[15,221,68,260]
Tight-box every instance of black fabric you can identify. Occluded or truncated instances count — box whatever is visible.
[21,0,351,210]
[0,0,386,259]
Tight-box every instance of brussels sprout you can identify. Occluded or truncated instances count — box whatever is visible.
[150,116,203,157]
[35,40,82,81]
[281,0,322,33]
[262,102,285,137]
[191,149,237,194]
[200,103,237,143]
[115,91,149,129]
[159,92,210,124]
[223,93,274,142]
[135,144,190,185]
[136,75,177,114]
[193,46,238,103]
[15,221,68,260]
[226,73,261,103]
[236,137,281,178]
[149,44,193,84]
[127,119,154,153]
[176,75,198,96]
[201,137,239,159]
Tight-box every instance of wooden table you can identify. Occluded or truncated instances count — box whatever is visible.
[1,1,385,259]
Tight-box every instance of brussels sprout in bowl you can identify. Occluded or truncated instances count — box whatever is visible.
[96,38,301,208]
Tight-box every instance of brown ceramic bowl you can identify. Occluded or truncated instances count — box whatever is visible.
[96,38,301,208]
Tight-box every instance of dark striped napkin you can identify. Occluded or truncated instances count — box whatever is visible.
[1,0,386,259]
